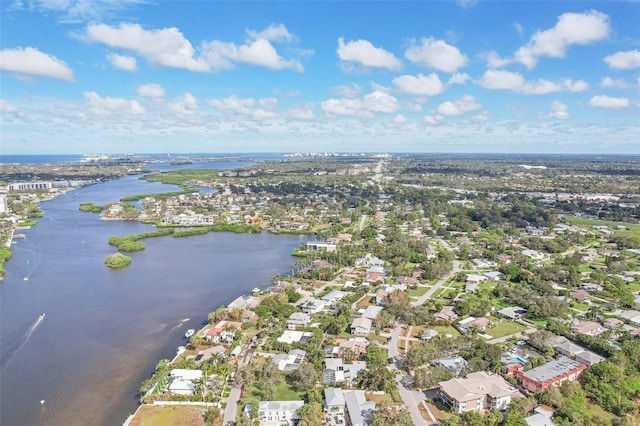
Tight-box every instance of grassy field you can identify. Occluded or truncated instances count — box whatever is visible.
[487,320,528,338]
[273,382,303,401]
[129,405,216,426]
[408,286,430,297]
[564,216,640,238]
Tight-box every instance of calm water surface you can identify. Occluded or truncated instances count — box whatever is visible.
[0,167,305,425]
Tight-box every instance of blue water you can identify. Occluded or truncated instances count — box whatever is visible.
[514,356,527,365]
[0,163,305,426]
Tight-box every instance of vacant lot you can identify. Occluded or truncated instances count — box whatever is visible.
[129,405,219,426]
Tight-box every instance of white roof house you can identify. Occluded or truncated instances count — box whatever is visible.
[258,400,304,426]
[343,390,375,426]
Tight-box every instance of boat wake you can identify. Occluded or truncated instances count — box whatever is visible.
[0,314,45,372]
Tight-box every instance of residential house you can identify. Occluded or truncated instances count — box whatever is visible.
[167,369,203,396]
[581,283,603,292]
[343,390,376,426]
[350,317,372,336]
[497,306,527,321]
[272,349,306,372]
[322,358,366,386]
[570,321,605,337]
[619,310,640,326]
[258,400,304,426]
[439,371,523,414]
[321,290,349,307]
[324,388,345,415]
[522,249,544,260]
[458,317,492,334]
[483,271,505,281]
[435,306,458,322]
[205,321,242,344]
[285,312,311,330]
[360,305,384,321]
[435,356,468,376]
[525,406,556,426]
[517,356,587,393]
[354,253,384,268]
[277,330,313,344]
[306,241,337,252]
[500,353,524,375]
[338,339,369,359]
[299,298,326,314]
[421,329,438,341]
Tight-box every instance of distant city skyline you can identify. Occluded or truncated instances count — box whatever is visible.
[1,1,638,154]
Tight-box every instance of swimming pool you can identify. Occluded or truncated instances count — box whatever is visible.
[514,356,527,365]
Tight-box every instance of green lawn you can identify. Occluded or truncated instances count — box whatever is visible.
[571,301,590,312]
[408,286,430,297]
[273,382,303,401]
[487,320,528,338]
[564,216,640,239]
[430,325,461,337]
[525,318,547,328]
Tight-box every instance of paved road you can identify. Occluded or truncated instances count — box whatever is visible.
[221,343,256,426]
[386,237,459,425]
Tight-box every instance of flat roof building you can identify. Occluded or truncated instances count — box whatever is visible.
[517,356,586,393]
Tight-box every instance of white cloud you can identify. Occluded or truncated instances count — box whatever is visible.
[246,23,295,43]
[589,95,630,109]
[205,40,303,72]
[514,22,524,36]
[600,77,629,89]
[337,37,402,71]
[321,98,363,116]
[448,73,470,85]
[547,100,569,119]
[514,10,610,69]
[391,114,408,124]
[9,0,147,24]
[405,37,468,73]
[331,84,362,98]
[424,114,445,125]
[168,92,198,116]
[0,99,26,119]
[392,73,445,96]
[209,95,278,120]
[604,49,640,70]
[484,51,512,69]
[108,53,137,71]
[456,0,478,8]
[478,69,525,91]
[201,24,304,72]
[84,91,145,115]
[479,70,588,95]
[0,46,74,81]
[363,91,400,113]
[562,79,589,92]
[137,83,165,99]
[436,95,482,116]
[82,23,209,72]
[286,104,315,120]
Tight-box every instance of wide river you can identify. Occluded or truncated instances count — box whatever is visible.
[0,162,306,425]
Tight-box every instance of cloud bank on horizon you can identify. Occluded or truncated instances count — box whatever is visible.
[0,0,638,154]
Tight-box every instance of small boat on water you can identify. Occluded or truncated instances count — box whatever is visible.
[184,329,195,338]
[38,313,45,322]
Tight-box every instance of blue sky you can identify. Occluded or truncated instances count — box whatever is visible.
[1,0,638,154]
